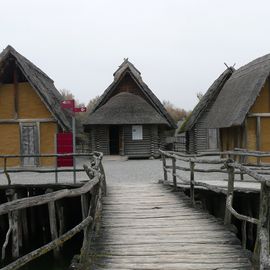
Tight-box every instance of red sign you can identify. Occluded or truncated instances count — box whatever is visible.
[61,100,75,109]
[74,107,87,113]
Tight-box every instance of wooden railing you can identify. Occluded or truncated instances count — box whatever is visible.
[0,152,95,184]
[160,149,270,270]
[0,152,106,270]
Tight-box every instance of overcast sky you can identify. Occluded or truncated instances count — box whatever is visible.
[0,0,270,110]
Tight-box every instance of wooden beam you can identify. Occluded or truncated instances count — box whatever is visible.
[248,113,270,117]
[1,216,92,270]
[0,118,56,124]
[13,65,18,119]
[0,176,100,215]
[256,117,261,164]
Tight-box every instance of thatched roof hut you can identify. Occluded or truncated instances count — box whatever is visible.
[0,45,71,167]
[85,92,169,125]
[205,53,270,161]
[0,45,71,130]
[181,67,234,153]
[206,54,270,128]
[84,59,176,158]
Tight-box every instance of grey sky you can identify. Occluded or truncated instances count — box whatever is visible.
[0,0,269,110]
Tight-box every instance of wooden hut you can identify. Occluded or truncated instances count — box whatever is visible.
[205,53,270,161]
[181,67,234,153]
[83,59,176,158]
[0,45,71,167]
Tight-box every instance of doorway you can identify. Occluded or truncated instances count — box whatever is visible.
[109,126,120,155]
[21,123,39,166]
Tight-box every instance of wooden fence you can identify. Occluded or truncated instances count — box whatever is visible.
[0,152,95,185]
[0,152,106,270]
[160,149,270,270]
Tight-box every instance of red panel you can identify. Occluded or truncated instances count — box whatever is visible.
[57,132,73,167]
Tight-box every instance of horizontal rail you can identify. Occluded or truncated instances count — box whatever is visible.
[226,194,259,225]
[0,152,95,158]
[160,148,270,268]
[228,162,269,184]
[0,176,100,215]
[0,151,106,270]
[1,216,93,270]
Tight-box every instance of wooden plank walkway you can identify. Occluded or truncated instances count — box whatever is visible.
[89,183,252,270]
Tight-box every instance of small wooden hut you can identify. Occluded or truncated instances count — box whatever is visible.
[0,45,71,167]
[206,53,270,161]
[83,59,176,158]
[181,67,234,153]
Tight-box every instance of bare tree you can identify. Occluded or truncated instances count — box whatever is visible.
[162,100,190,122]
[86,95,100,113]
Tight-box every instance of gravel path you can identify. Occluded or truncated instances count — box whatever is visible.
[0,157,164,186]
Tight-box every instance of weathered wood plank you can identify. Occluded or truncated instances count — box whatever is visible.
[89,183,252,269]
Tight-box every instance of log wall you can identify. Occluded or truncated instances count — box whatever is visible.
[88,125,163,158]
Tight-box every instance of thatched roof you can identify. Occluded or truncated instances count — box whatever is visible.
[87,59,176,128]
[84,92,169,125]
[0,45,71,130]
[206,53,270,128]
[180,67,234,132]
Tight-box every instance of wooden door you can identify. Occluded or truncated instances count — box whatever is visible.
[57,132,73,166]
[21,123,39,166]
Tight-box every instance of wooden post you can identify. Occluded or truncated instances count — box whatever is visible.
[253,182,270,269]
[242,220,247,249]
[4,157,11,185]
[81,194,89,220]
[13,65,18,119]
[46,189,60,258]
[224,165,235,225]
[172,157,177,190]
[190,160,195,206]
[6,189,20,259]
[256,117,261,165]
[162,154,168,182]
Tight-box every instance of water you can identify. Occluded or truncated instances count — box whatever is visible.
[20,235,82,270]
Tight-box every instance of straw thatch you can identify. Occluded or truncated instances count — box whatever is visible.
[206,53,270,128]
[87,59,176,128]
[181,67,234,132]
[84,92,169,125]
[0,45,71,130]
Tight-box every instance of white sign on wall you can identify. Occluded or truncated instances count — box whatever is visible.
[132,125,143,140]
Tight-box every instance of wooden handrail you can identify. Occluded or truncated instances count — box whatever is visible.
[160,149,270,269]
[0,151,106,270]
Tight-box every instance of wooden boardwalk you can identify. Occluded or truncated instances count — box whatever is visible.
[89,183,252,270]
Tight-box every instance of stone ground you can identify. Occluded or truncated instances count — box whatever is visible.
[0,156,262,192]
[0,157,164,185]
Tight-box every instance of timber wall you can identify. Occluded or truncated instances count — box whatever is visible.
[88,124,163,158]
[187,98,219,154]
[0,83,58,167]
[220,79,270,163]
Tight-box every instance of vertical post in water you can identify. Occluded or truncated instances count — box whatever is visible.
[172,157,177,190]
[162,153,168,182]
[72,115,76,184]
[190,159,195,206]
[224,163,235,226]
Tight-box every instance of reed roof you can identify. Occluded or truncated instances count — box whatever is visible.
[181,67,234,132]
[85,59,176,128]
[0,45,71,130]
[206,53,270,128]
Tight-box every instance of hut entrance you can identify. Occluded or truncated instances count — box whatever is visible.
[20,123,39,166]
[109,126,120,155]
